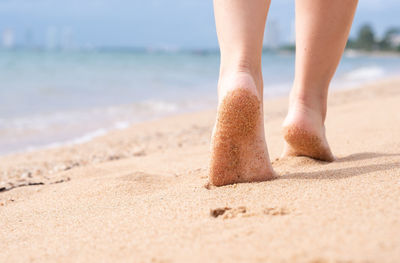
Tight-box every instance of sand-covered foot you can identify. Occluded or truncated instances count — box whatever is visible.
[209,73,276,186]
[281,104,335,162]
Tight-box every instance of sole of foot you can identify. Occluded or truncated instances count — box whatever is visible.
[209,75,276,186]
[281,106,335,162]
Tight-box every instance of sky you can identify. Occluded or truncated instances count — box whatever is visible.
[0,0,399,49]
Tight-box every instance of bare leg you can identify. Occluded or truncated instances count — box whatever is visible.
[209,0,276,186]
[282,0,358,161]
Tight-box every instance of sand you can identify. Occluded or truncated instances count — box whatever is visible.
[1,78,400,262]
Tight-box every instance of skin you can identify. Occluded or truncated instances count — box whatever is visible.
[282,0,359,161]
[209,0,358,186]
[209,0,275,186]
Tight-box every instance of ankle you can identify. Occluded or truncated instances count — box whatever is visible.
[218,68,263,100]
[219,56,262,79]
[288,88,327,122]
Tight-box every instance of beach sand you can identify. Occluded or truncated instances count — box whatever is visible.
[1,78,400,262]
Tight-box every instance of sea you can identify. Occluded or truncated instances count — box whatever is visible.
[1,49,400,155]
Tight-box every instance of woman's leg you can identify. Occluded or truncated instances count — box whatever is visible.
[209,0,275,186]
[282,0,358,161]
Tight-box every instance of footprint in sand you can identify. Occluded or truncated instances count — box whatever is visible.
[210,206,291,219]
[210,206,247,219]
[118,172,175,195]
[263,207,290,216]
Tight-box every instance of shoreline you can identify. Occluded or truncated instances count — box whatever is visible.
[0,76,398,189]
[2,73,398,158]
[1,76,400,191]
[2,49,400,156]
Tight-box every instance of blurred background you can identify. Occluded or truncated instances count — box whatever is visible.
[0,0,400,155]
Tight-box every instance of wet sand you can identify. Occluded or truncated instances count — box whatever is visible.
[1,77,400,262]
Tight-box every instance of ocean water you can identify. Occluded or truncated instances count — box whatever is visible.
[1,49,400,155]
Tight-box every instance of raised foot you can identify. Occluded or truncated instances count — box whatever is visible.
[209,81,276,186]
[282,112,335,162]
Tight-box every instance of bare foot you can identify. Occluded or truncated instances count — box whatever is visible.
[281,103,335,162]
[209,73,276,186]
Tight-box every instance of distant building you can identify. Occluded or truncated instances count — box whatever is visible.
[289,20,296,45]
[389,34,400,47]
[60,27,74,50]
[46,26,58,50]
[24,28,34,48]
[2,29,15,48]
[264,19,281,49]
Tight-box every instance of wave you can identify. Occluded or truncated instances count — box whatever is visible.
[0,100,178,131]
[344,66,386,81]
[0,100,182,155]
